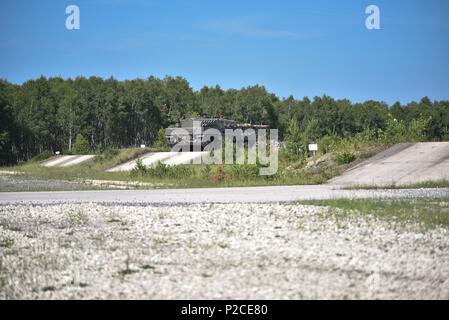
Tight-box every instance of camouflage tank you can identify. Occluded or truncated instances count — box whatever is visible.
[165,117,268,150]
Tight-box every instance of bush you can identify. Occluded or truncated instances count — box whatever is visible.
[130,159,147,177]
[283,119,305,161]
[131,161,197,179]
[335,151,356,165]
[209,165,229,182]
[408,117,431,141]
[225,164,259,179]
[152,128,169,151]
[350,128,380,147]
[284,118,321,162]
[381,116,431,143]
[201,165,212,180]
[72,134,91,155]
[318,135,340,154]
[148,161,168,178]
[94,147,120,163]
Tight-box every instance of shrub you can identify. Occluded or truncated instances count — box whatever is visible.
[95,147,120,163]
[72,134,91,155]
[165,165,196,179]
[210,165,229,182]
[408,117,431,141]
[225,164,259,179]
[319,135,340,154]
[381,116,431,143]
[152,128,169,151]
[131,161,197,179]
[283,119,305,161]
[335,151,356,165]
[149,161,168,178]
[130,159,147,177]
[284,118,322,162]
[201,165,212,179]
[350,128,380,147]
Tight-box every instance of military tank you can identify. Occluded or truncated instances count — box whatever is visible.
[165,117,268,150]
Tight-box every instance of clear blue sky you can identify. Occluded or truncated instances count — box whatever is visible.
[1,0,448,104]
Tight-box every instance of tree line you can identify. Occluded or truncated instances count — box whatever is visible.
[1,75,448,165]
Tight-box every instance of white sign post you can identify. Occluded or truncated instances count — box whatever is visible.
[308,143,318,165]
[308,143,318,153]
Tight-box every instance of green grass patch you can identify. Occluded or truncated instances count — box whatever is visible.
[0,237,15,248]
[298,198,449,229]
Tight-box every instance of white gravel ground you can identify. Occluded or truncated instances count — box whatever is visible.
[1,203,448,299]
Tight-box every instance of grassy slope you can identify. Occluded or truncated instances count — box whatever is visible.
[2,144,448,190]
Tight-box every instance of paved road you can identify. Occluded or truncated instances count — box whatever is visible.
[1,185,448,204]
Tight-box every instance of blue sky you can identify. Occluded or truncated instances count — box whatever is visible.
[0,0,448,104]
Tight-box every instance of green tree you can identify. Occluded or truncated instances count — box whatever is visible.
[152,128,169,150]
[72,134,91,154]
[0,81,17,165]
[1,74,448,166]
[284,119,304,161]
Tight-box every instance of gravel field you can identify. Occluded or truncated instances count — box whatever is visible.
[1,202,448,299]
[0,174,96,192]
[0,174,171,192]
